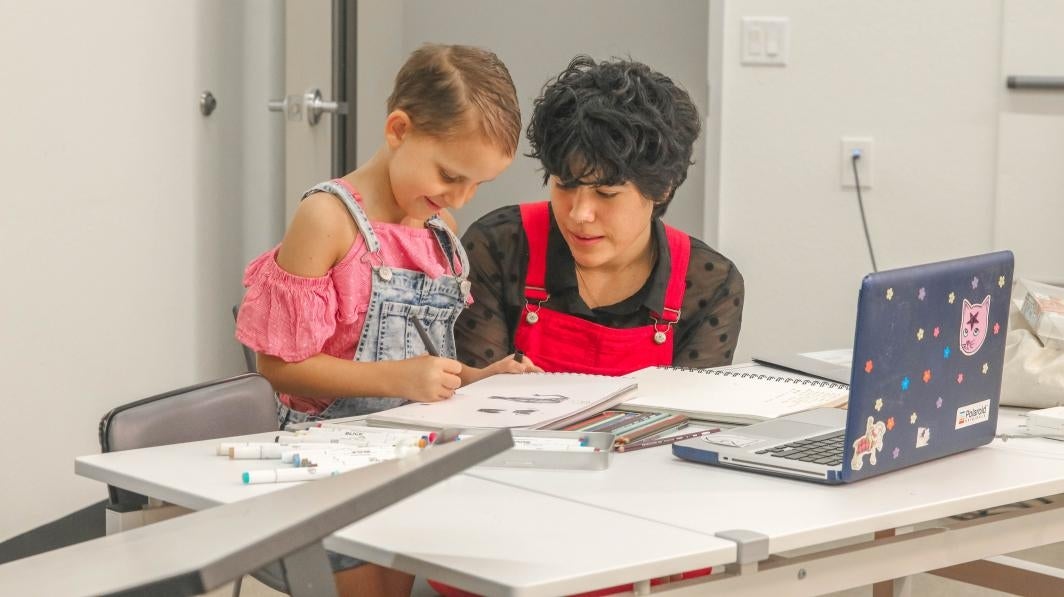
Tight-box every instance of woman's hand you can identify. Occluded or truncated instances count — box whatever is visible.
[391,355,463,402]
[460,353,543,385]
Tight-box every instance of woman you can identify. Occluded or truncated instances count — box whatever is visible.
[457,55,743,375]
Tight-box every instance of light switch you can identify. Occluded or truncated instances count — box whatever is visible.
[741,17,789,66]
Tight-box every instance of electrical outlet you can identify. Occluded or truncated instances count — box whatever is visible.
[841,137,874,188]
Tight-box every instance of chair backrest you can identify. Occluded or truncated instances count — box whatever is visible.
[232,304,258,373]
[99,373,277,506]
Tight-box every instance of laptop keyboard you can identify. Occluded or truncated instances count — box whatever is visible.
[755,431,845,466]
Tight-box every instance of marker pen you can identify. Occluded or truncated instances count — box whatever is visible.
[296,453,384,469]
[228,444,286,460]
[241,465,363,485]
[217,441,279,456]
[291,444,420,466]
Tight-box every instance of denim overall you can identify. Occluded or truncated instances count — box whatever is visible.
[277,180,471,428]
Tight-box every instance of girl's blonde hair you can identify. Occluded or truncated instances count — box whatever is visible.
[387,44,521,156]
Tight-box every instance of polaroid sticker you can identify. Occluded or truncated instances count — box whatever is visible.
[916,427,930,448]
[955,399,991,430]
[702,434,759,448]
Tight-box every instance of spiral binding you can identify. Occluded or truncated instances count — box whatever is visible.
[661,366,848,390]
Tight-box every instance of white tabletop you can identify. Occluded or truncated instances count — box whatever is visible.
[75,434,736,597]
[469,408,1064,554]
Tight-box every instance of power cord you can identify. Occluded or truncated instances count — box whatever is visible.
[851,150,878,273]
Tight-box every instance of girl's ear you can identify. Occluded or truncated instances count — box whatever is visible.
[384,110,412,149]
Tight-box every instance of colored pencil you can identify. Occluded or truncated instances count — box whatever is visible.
[562,410,622,431]
[608,412,671,439]
[614,414,688,445]
[616,428,721,453]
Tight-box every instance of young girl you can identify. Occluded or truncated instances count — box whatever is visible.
[236,44,539,596]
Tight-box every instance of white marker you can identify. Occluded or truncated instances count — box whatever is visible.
[241,465,363,485]
[228,444,286,460]
[296,453,384,469]
[217,441,279,456]
[276,434,424,449]
[292,445,420,466]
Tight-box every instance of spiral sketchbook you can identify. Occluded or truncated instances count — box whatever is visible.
[367,373,637,430]
[623,363,849,425]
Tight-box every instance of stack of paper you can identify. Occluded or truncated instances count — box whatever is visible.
[367,373,636,430]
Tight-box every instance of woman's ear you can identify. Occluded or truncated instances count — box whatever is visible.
[384,110,412,149]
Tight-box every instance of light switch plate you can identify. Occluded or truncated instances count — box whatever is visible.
[741,17,789,66]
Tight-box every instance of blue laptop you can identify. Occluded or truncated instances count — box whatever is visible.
[673,251,1014,484]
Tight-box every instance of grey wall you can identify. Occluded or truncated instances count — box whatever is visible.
[358,0,710,238]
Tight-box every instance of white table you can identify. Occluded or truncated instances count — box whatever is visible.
[75,410,1064,596]
[75,432,736,597]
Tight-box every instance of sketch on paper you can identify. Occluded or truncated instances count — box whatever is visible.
[488,394,568,404]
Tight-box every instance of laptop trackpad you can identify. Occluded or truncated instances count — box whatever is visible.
[744,419,835,440]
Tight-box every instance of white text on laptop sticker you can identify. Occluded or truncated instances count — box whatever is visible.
[955,399,991,430]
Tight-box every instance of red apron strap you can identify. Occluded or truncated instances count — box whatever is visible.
[653,224,691,323]
[519,202,550,301]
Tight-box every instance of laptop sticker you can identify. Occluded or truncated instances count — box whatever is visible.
[916,426,930,448]
[959,295,991,356]
[955,399,991,430]
[850,416,887,470]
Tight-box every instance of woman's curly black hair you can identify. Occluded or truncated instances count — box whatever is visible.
[526,56,701,218]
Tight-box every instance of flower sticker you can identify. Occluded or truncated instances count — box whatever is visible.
[901,377,911,391]
[910,412,918,424]
[998,275,1006,288]
[982,362,989,374]
[957,373,965,384]
[918,287,926,301]
[887,417,896,431]
[865,359,874,373]
[943,346,951,359]
[949,291,956,304]
[892,446,900,459]
[936,397,943,408]
[886,287,894,301]
[933,326,940,338]
[922,369,932,383]
[971,276,980,290]
[916,328,925,341]
[993,322,1000,335]
[875,398,884,412]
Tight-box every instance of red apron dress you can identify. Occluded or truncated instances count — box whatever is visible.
[514,201,691,375]
[430,203,710,597]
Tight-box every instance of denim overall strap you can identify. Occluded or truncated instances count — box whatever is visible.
[425,215,471,280]
[301,180,381,254]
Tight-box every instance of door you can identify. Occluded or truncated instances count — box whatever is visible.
[993,0,1064,284]
[275,0,352,221]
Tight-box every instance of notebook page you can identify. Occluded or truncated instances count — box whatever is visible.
[368,373,636,429]
[625,363,848,423]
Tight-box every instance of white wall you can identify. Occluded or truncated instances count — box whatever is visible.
[357,0,710,238]
[713,0,1005,361]
[0,1,283,541]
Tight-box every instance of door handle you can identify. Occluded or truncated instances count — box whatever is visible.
[267,88,347,126]
[1006,76,1064,90]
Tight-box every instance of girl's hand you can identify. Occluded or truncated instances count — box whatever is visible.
[460,353,543,385]
[395,355,463,402]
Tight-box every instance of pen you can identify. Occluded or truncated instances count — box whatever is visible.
[411,317,440,356]
[616,428,721,453]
